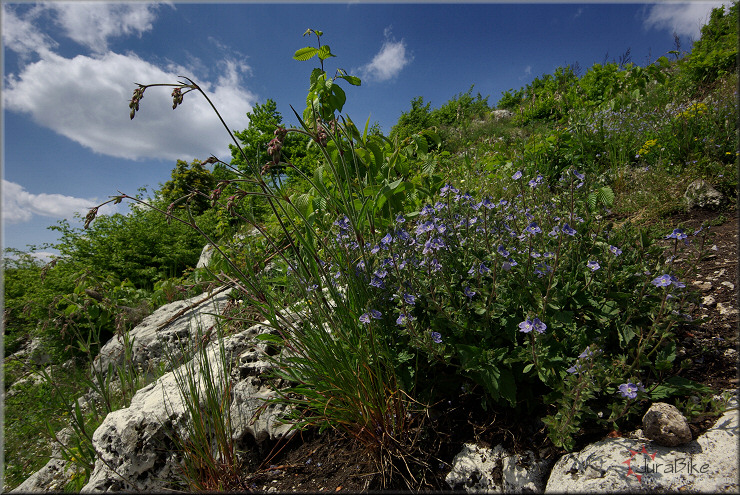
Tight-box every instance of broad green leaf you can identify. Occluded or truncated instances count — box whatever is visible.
[317,45,336,60]
[497,369,517,406]
[329,84,346,112]
[338,74,361,86]
[294,47,318,61]
[256,333,284,344]
[650,376,713,400]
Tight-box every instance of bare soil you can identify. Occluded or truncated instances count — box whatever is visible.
[237,206,739,493]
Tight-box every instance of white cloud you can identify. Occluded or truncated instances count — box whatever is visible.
[3,2,254,162]
[3,48,255,162]
[1,4,58,62]
[642,2,732,40]
[2,180,118,225]
[50,2,162,53]
[356,28,412,82]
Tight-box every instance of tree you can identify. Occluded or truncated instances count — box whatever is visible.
[229,99,319,179]
[159,159,217,215]
[389,96,437,143]
[684,3,738,85]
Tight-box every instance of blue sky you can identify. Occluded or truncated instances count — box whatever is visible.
[1,1,731,260]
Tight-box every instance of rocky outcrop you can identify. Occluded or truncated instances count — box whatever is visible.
[445,394,738,493]
[684,179,726,210]
[13,286,296,493]
[93,287,233,382]
[544,399,738,492]
[445,443,554,492]
[642,402,692,446]
[80,319,293,492]
[491,109,513,120]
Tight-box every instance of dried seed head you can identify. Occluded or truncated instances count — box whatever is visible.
[84,207,99,229]
[171,87,183,110]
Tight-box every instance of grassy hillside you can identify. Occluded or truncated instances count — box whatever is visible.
[3,5,737,490]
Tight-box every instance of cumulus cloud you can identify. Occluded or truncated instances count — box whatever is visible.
[642,2,731,40]
[2,180,118,225]
[1,4,58,62]
[356,28,412,82]
[3,51,255,161]
[2,3,255,162]
[47,2,163,53]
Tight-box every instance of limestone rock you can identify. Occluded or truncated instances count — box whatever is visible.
[93,287,233,382]
[195,243,216,268]
[10,427,76,493]
[545,406,739,492]
[684,179,725,210]
[80,321,292,492]
[642,402,692,446]
[491,109,513,120]
[445,443,553,492]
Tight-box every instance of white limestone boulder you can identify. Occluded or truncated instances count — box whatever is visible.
[445,442,554,492]
[544,404,739,492]
[684,179,725,210]
[81,321,293,492]
[642,402,692,446]
[93,287,233,382]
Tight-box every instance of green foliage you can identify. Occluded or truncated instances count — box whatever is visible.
[160,159,217,215]
[683,3,738,85]
[390,96,435,143]
[390,86,490,151]
[50,203,219,290]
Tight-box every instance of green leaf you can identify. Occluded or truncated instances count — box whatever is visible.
[497,368,517,406]
[317,45,336,60]
[256,333,284,344]
[523,363,535,373]
[328,84,346,113]
[597,186,615,208]
[294,47,318,61]
[651,376,714,400]
[338,74,361,86]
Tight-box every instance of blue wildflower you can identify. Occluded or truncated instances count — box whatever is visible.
[396,313,416,326]
[609,245,622,256]
[518,319,534,333]
[431,331,442,344]
[651,274,673,287]
[618,383,639,399]
[420,204,436,216]
[532,318,547,333]
[666,228,687,240]
[463,286,476,299]
[512,171,523,180]
[587,260,600,271]
[561,223,577,236]
[525,222,542,235]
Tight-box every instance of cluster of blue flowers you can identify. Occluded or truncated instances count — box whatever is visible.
[298,169,688,406]
[322,172,609,347]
